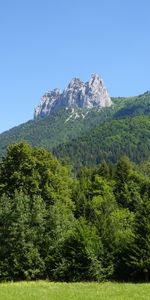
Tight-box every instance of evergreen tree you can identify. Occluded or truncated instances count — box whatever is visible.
[115,156,132,208]
[0,192,46,280]
[97,160,111,179]
[51,218,111,281]
[127,193,150,281]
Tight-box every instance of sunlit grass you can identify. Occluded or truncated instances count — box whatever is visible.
[0,281,150,300]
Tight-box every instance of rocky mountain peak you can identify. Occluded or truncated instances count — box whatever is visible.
[34,74,112,118]
[67,77,83,89]
[89,73,102,85]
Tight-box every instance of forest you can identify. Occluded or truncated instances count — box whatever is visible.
[0,141,150,282]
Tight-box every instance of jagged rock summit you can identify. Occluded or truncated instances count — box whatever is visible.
[34,74,112,118]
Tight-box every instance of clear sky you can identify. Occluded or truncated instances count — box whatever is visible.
[0,0,150,133]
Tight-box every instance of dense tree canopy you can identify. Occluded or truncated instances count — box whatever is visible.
[0,142,73,206]
[0,142,150,282]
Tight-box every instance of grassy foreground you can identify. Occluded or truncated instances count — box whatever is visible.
[0,281,150,300]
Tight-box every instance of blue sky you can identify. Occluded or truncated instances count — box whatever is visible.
[0,0,150,133]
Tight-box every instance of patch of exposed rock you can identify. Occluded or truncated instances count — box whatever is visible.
[34,74,112,118]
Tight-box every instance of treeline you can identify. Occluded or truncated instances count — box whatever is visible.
[0,142,150,282]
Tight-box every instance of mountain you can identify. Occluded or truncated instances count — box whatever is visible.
[0,75,150,168]
[34,74,112,118]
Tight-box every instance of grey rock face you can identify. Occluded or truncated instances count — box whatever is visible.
[34,74,112,118]
[34,89,61,118]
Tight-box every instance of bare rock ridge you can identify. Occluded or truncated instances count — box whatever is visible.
[34,74,112,118]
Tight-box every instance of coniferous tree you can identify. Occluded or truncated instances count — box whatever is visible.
[0,192,46,280]
[127,193,150,281]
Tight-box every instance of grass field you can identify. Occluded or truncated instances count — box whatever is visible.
[0,281,150,300]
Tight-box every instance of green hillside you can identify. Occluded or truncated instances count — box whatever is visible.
[52,92,150,167]
[54,115,150,167]
[0,92,150,167]
[0,106,115,157]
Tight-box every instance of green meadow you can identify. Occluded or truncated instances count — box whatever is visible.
[0,281,150,300]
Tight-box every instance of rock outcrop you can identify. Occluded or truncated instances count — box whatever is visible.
[34,74,112,118]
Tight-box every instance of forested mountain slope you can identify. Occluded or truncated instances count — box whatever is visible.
[0,92,150,167]
[0,106,115,157]
[54,115,150,167]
